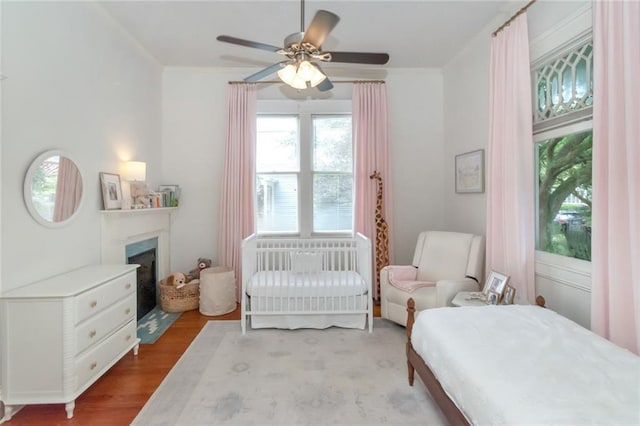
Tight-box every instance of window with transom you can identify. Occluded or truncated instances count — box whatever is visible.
[533,37,593,262]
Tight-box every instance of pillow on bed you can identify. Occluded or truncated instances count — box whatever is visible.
[291,252,322,274]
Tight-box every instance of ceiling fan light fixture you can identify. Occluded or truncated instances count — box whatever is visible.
[218,1,389,90]
[277,60,326,89]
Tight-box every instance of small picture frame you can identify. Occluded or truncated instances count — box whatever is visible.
[482,270,510,297]
[455,149,484,193]
[486,290,500,305]
[502,285,516,305]
[100,172,123,210]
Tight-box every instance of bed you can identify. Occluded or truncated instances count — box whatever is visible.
[241,233,372,334]
[405,298,640,425]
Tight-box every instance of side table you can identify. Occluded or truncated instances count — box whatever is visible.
[451,291,487,307]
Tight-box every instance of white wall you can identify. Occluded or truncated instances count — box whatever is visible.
[1,2,162,291]
[386,69,445,263]
[442,19,500,237]
[162,67,444,272]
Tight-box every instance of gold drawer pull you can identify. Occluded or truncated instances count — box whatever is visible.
[90,362,97,370]
[90,301,97,308]
[89,330,97,338]
[125,283,132,290]
[125,308,131,315]
[126,334,132,341]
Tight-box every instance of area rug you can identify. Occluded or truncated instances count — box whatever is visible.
[136,306,182,344]
[132,319,446,425]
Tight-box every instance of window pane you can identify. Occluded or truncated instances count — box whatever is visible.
[256,116,298,172]
[313,174,353,232]
[533,40,593,124]
[256,174,298,233]
[537,130,592,261]
[313,116,352,172]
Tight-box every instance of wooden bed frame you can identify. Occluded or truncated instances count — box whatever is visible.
[405,296,547,426]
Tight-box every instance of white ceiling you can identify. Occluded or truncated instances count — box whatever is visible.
[98,0,583,72]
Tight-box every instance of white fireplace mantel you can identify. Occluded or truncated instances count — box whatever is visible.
[100,207,177,282]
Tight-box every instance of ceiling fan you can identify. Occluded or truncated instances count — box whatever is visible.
[216,0,389,91]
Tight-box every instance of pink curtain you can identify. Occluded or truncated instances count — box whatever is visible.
[353,82,392,300]
[53,156,82,222]
[218,83,257,301]
[486,14,535,304]
[591,0,640,354]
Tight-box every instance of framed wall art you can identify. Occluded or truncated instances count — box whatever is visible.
[455,149,484,193]
[100,172,123,210]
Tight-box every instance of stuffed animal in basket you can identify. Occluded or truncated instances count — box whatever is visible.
[187,257,212,281]
[165,271,187,289]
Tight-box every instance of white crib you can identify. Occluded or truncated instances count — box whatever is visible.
[241,233,373,334]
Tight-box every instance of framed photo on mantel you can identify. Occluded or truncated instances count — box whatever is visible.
[100,172,123,210]
[455,149,484,193]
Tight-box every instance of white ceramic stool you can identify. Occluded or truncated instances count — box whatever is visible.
[199,266,236,316]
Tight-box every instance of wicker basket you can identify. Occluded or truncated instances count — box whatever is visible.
[159,279,200,312]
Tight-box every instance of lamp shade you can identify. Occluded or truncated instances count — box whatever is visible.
[124,161,146,181]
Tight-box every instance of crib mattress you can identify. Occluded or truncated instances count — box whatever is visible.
[246,271,368,297]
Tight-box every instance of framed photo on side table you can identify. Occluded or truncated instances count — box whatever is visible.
[455,149,484,193]
[100,172,123,210]
[502,285,516,305]
[482,270,510,298]
[487,290,501,305]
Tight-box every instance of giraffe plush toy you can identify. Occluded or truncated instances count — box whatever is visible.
[370,171,390,298]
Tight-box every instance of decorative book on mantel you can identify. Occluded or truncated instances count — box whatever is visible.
[154,184,180,208]
[101,184,180,211]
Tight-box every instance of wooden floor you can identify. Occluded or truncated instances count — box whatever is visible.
[4,303,381,425]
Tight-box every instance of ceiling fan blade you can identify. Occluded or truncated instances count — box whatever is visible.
[217,35,282,53]
[244,61,288,82]
[316,77,334,92]
[301,10,340,48]
[314,64,333,92]
[327,51,390,65]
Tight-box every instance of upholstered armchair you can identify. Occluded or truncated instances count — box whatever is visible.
[380,231,485,326]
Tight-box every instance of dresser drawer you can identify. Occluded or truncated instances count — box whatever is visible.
[75,271,136,324]
[75,319,137,390]
[75,294,136,355]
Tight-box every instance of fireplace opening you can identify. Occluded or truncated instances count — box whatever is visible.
[126,238,159,320]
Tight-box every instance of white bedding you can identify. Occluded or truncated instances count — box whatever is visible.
[246,271,368,297]
[411,305,640,425]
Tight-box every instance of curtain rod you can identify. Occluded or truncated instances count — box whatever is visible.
[492,0,537,37]
[227,79,385,85]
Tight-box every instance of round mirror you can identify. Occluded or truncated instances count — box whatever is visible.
[23,150,83,227]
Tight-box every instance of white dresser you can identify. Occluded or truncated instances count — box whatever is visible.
[0,264,140,421]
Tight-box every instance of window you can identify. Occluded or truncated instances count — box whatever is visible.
[312,116,353,232]
[256,116,299,233]
[534,39,593,261]
[256,101,353,236]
